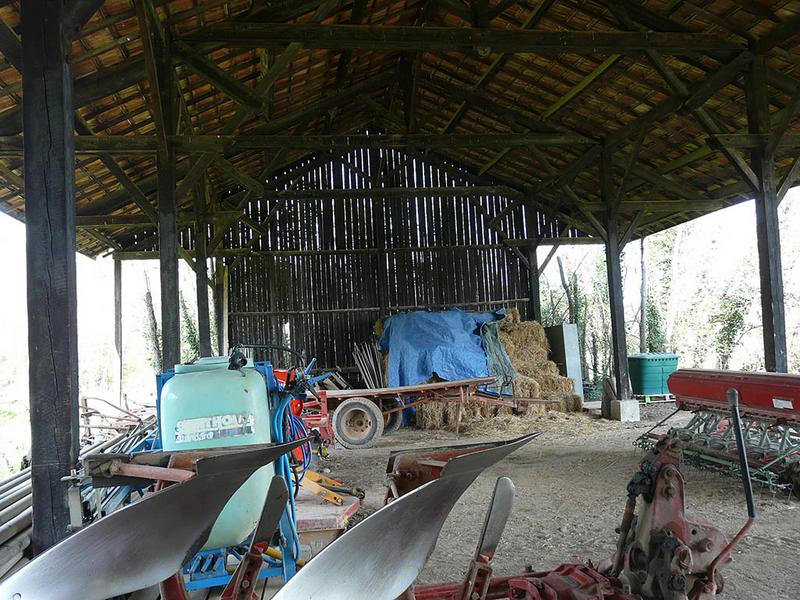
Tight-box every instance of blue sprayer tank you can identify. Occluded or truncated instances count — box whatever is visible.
[160,357,273,549]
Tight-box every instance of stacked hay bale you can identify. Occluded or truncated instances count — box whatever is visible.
[498,309,581,412]
[415,309,580,430]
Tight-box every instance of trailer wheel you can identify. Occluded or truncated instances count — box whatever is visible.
[333,397,385,449]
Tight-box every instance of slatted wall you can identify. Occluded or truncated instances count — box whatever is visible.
[225,149,586,370]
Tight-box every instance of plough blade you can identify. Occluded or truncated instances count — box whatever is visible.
[0,439,306,600]
[272,432,540,600]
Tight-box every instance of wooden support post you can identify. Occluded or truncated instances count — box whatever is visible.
[602,147,632,405]
[527,244,541,323]
[747,53,787,373]
[525,203,542,322]
[195,180,212,356]
[114,258,123,406]
[214,259,229,355]
[139,3,181,370]
[22,0,79,553]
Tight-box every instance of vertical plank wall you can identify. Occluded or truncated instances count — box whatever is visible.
[224,150,582,370]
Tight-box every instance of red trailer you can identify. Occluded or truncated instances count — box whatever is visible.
[301,377,509,449]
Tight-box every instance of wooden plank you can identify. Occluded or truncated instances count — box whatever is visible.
[747,54,787,372]
[22,0,79,554]
[184,24,738,54]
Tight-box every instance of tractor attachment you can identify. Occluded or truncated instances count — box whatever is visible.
[409,388,756,600]
[0,439,306,600]
[635,369,800,494]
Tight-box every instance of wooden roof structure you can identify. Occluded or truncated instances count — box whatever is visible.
[0,0,798,257]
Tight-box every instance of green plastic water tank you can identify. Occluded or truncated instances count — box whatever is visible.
[627,353,680,395]
[160,358,273,549]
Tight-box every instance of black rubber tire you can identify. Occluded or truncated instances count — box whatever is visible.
[382,397,404,434]
[332,397,385,449]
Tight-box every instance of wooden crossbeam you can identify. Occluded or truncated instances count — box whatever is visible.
[112,236,603,260]
[439,0,555,133]
[76,210,242,228]
[0,132,597,154]
[64,0,106,38]
[711,133,800,149]
[184,24,739,54]
[173,41,263,109]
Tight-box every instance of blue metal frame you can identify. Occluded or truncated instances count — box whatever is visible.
[151,361,299,590]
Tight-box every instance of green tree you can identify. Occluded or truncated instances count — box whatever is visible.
[180,293,200,362]
[710,290,749,369]
[645,296,667,352]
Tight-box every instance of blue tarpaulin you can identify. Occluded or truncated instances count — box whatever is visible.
[378,308,501,387]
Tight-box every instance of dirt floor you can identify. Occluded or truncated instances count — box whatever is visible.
[314,405,800,599]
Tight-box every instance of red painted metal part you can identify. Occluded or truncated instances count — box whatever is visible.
[220,548,264,600]
[668,369,800,423]
[301,390,335,444]
[159,573,191,600]
[411,565,637,599]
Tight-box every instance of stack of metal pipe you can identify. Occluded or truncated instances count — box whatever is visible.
[0,417,157,579]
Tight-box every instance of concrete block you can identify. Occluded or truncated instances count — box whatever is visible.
[611,399,640,422]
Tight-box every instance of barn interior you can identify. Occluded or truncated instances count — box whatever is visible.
[0,1,799,598]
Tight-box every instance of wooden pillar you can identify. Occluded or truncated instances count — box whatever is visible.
[156,30,180,370]
[639,237,647,354]
[525,203,541,322]
[527,244,541,323]
[214,259,229,355]
[22,0,79,553]
[602,147,631,401]
[195,179,212,356]
[114,258,123,405]
[747,53,787,372]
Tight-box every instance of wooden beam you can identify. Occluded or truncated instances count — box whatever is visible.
[75,210,242,228]
[195,179,212,357]
[114,258,123,405]
[172,41,263,110]
[139,0,181,370]
[602,149,631,402]
[213,259,229,355]
[63,0,106,38]
[747,53,787,372]
[0,17,22,71]
[778,155,800,202]
[711,133,800,149]
[754,12,800,53]
[541,54,623,120]
[112,236,603,260]
[439,1,557,133]
[0,132,597,155]
[22,0,79,554]
[184,24,739,54]
[525,207,541,322]
[256,185,523,199]
[172,0,339,207]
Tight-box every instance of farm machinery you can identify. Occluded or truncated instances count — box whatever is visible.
[0,383,756,599]
[635,369,800,494]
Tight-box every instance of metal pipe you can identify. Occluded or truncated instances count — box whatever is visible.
[705,388,757,594]
[0,468,31,496]
[0,531,30,578]
[0,481,30,507]
[0,508,32,546]
[0,495,32,525]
